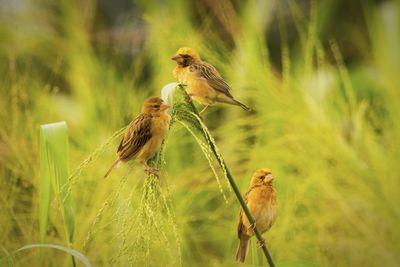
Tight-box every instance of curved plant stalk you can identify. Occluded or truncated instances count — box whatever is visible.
[0,244,91,267]
[160,84,276,267]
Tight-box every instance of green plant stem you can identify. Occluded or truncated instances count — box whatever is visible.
[210,149,275,267]
[202,124,275,267]
[170,85,276,267]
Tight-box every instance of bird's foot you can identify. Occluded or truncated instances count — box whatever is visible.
[186,93,193,103]
[197,112,205,121]
[198,105,209,120]
[246,222,257,235]
[256,238,266,249]
[144,166,160,177]
[248,222,257,231]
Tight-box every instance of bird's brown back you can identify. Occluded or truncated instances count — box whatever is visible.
[189,62,234,98]
[117,113,152,161]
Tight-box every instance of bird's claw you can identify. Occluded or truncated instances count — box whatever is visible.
[197,112,205,121]
[248,222,257,231]
[198,105,209,119]
[256,238,266,249]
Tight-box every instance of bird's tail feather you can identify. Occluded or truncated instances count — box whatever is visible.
[104,159,121,178]
[235,237,249,263]
[232,99,252,112]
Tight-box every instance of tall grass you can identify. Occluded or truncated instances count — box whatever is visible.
[0,0,399,266]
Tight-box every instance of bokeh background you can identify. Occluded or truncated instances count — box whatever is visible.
[1,0,399,266]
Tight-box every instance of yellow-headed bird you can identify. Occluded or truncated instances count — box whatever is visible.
[172,47,251,116]
[236,168,277,263]
[104,96,171,177]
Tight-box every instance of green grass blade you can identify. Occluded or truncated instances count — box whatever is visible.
[39,124,53,244]
[40,122,75,264]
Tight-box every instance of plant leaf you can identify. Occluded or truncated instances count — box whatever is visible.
[40,121,75,266]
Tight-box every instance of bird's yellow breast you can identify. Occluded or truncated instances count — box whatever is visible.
[151,113,171,137]
[173,66,189,84]
[243,185,277,235]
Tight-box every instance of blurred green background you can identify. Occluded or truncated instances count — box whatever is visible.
[1,0,399,266]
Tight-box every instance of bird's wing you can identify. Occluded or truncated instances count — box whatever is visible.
[117,113,152,160]
[190,62,234,97]
[237,183,265,237]
[237,189,251,238]
[237,209,245,238]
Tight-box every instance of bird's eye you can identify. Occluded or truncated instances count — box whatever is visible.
[154,104,160,108]
[259,175,265,179]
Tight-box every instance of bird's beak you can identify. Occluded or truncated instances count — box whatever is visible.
[161,103,171,111]
[264,173,274,183]
[171,54,180,61]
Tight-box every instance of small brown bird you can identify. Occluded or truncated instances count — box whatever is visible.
[104,97,171,178]
[171,47,251,116]
[236,168,277,263]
